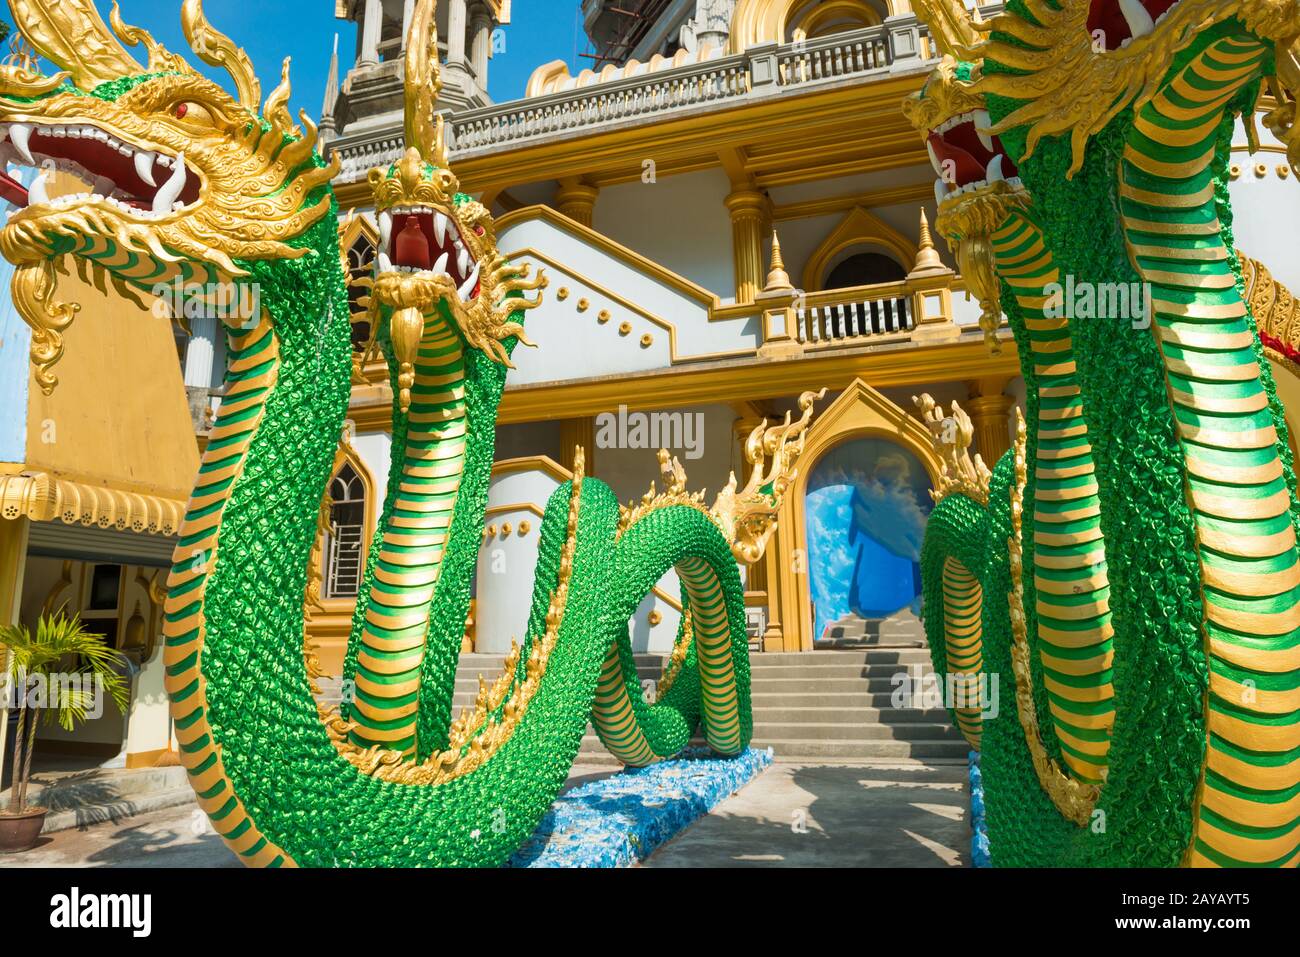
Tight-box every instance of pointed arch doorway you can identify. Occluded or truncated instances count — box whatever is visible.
[765,380,943,651]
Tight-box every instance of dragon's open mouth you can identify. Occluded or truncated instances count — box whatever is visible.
[928,110,1022,202]
[0,120,200,218]
[377,204,481,302]
[1088,0,1181,51]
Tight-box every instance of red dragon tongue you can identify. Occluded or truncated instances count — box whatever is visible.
[394,216,431,270]
[0,169,29,209]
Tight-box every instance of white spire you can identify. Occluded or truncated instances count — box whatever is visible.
[320,33,340,138]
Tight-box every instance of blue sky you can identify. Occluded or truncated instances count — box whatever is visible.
[1,0,586,116]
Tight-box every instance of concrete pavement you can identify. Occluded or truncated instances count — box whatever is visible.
[0,761,970,868]
[642,761,970,867]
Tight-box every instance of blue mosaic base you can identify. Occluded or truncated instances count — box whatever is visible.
[509,746,774,868]
[968,750,990,867]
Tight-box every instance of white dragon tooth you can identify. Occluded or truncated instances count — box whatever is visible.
[28,169,49,206]
[151,151,186,213]
[457,247,470,276]
[10,124,33,164]
[134,150,158,187]
[986,153,1006,183]
[1118,0,1154,39]
[433,212,449,247]
[934,177,949,206]
[376,251,392,273]
[433,251,450,276]
[458,263,480,301]
[926,141,943,176]
[378,210,392,248]
[974,109,995,152]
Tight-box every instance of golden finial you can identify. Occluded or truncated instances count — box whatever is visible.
[908,208,951,279]
[763,230,794,292]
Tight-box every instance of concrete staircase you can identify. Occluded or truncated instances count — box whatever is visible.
[321,647,967,767]
[744,648,966,762]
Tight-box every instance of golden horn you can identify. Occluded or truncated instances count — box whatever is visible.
[181,0,261,112]
[7,0,142,89]
[404,0,444,165]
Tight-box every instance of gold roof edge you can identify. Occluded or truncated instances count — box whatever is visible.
[0,471,186,536]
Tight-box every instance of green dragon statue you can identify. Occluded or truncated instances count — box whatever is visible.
[0,0,818,867]
[905,0,1300,867]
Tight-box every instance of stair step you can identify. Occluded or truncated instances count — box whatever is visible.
[752,650,931,665]
[751,721,962,741]
[749,738,971,759]
[750,706,950,724]
[750,677,912,693]
[748,664,933,679]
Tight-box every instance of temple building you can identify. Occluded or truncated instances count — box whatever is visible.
[307,0,1300,672]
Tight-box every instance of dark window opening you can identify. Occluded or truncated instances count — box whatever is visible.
[825,252,906,290]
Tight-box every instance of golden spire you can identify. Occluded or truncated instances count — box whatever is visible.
[763,230,793,292]
[908,208,950,279]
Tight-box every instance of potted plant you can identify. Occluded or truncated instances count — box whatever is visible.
[0,614,128,852]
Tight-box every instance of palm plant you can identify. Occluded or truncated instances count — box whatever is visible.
[1,614,128,815]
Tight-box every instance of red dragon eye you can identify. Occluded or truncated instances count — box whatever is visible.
[474,225,485,236]
[174,103,188,119]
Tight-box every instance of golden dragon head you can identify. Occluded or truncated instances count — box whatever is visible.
[363,0,545,412]
[903,1,1032,352]
[966,0,1300,176]
[0,0,339,392]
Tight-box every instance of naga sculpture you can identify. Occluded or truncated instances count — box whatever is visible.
[0,0,818,866]
[905,0,1300,866]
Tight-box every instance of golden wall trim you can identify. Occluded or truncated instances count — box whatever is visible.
[497,334,1018,423]
[443,77,932,195]
[772,181,937,223]
[0,471,185,536]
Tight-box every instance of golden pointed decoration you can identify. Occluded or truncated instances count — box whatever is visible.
[181,0,261,112]
[263,57,303,138]
[0,32,67,98]
[404,0,447,166]
[908,208,950,279]
[7,0,142,90]
[763,230,793,292]
[913,393,992,505]
[914,0,984,60]
[109,1,193,75]
[712,388,826,564]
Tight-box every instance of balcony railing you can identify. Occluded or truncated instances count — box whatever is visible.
[331,10,1014,181]
[778,29,892,87]
[447,19,927,158]
[795,283,913,346]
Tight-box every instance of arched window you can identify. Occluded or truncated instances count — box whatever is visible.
[824,252,907,290]
[346,232,377,353]
[324,463,367,598]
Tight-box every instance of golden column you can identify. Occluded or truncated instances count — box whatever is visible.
[554,178,600,228]
[966,377,1016,464]
[559,417,596,476]
[725,186,771,305]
